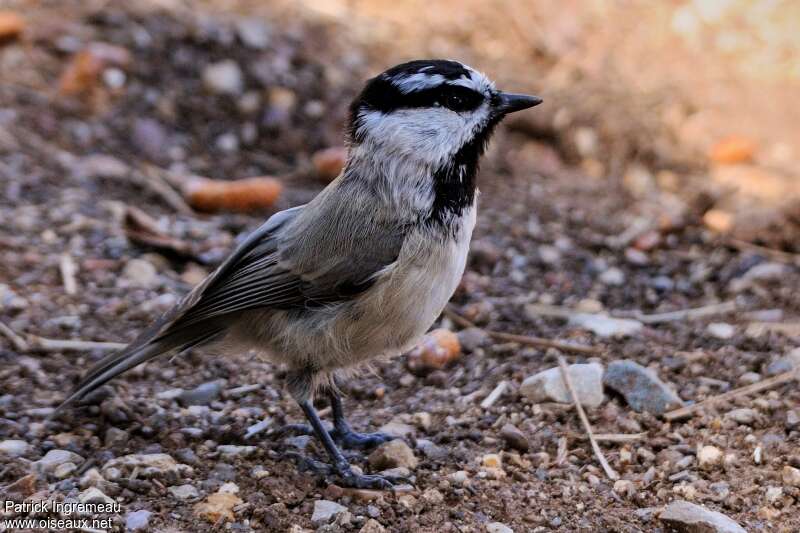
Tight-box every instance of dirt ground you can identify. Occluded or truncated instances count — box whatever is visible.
[1,1,800,532]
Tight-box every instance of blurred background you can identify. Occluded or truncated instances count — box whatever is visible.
[1,0,799,531]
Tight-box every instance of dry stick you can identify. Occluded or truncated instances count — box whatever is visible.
[557,355,619,481]
[480,380,508,409]
[59,253,78,295]
[28,336,127,352]
[726,238,800,266]
[0,320,30,352]
[575,432,647,444]
[664,370,798,421]
[443,306,601,355]
[615,301,738,324]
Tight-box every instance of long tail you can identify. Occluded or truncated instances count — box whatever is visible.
[55,325,223,415]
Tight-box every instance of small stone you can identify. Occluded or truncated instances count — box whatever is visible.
[449,470,468,486]
[54,462,77,478]
[698,446,724,469]
[359,519,387,533]
[74,154,130,179]
[613,479,636,498]
[421,488,444,505]
[520,363,605,408]
[739,372,761,385]
[34,449,84,473]
[169,484,200,499]
[125,510,152,531]
[102,453,192,480]
[604,360,684,415]
[500,423,529,452]
[0,439,30,457]
[194,486,243,523]
[179,381,223,406]
[121,259,158,288]
[599,267,626,286]
[767,348,800,376]
[105,427,129,447]
[486,522,513,533]
[377,420,415,438]
[568,313,642,338]
[707,323,735,339]
[368,440,418,470]
[660,500,745,533]
[482,453,502,469]
[765,486,783,504]
[786,410,800,430]
[203,60,244,95]
[79,487,116,505]
[311,500,348,526]
[235,18,270,49]
[411,412,432,431]
[457,327,490,352]
[725,408,757,425]
[217,445,257,459]
[782,466,800,487]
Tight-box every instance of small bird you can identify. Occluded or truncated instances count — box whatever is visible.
[58,59,541,489]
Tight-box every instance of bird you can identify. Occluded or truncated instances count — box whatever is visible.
[57,59,542,489]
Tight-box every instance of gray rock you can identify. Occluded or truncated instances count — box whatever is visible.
[235,19,270,49]
[457,327,490,352]
[500,423,529,452]
[707,322,735,340]
[0,439,30,457]
[78,487,116,505]
[311,500,348,526]
[377,420,415,438]
[416,439,447,461]
[168,483,200,499]
[54,462,78,478]
[659,500,745,533]
[787,410,800,430]
[520,363,605,408]
[217,445,257,459]
[102,453,192,480]
[599,267,626,286]
[125,510,152,531]
[105,427,129,448]
[34,449,84,473]
[486,523,513,533]
[120,259,158,289]
[179,381,223,406]
[766,347,800,376]
[368,440,418,470]
[569,313,642,337]
[604,360,684,415]
[285,435,312,451]
[203,60,244,95]
[725,408,757,425]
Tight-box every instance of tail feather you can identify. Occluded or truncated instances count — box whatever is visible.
[55,325,223,414]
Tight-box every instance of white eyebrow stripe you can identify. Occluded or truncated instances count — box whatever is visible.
[392,72,446,93]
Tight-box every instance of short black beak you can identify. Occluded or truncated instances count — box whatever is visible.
[493,92,543,115]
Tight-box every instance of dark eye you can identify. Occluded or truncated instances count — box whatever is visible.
[445,93,466,109]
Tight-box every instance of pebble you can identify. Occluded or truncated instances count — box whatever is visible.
[125,510,152,531]
[599,267,626,286]
[169,484,200,499]
[416,439,447,461]
[178,381,223,406]
[54,462,78,478]
[194,484,242,523]
[449,470,469,486]
[738,372,761,385]
[121,258,159,288]
[659,500,745,533]
[102,453,192,480]
[79,487,116,505]
[568,313,642,338]
[766,347,800,376]
[764,486,783,504]
[235,18,270,49]
[725,408,757,425]
[783,466,800,487]
[457,327,490,353]
[499,423,529,452]
[0,439,30,457]
[520,363,605,408]
[311,500,348,526]
[34,449,84,473]
[217,445,257,459]
[203,60,244,95]
[368,440,418,470]
[786,410,800,430]
[377,420,415,438]
[359,519,386,533]
[482,453,502,469]
[105,427,129,447]
[707,322,735,340]
[698,445,724,469]
[486,522,513,533]
[604,360,684,415]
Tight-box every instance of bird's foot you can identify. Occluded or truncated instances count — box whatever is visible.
[277,424,395,450]
[284,452,408,490]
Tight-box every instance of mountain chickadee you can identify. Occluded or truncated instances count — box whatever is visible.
[58,59,542,489]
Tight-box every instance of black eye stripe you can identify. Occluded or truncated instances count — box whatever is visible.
[354,79,484,115]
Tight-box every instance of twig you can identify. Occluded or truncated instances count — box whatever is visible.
[726,238,800,266]
[573,432,647,443]
[28,336,126,352]
[137,166,194,215]
[557,356,619,480]
[480,380,507,409]
[613,301,737,324]
[59,253,78,295]
[443,306,601,355]
[664,370,798,421]
[0,321,30,352]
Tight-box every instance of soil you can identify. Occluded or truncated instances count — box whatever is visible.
[1,1,799,532]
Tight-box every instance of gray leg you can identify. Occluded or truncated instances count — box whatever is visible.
[328,390,395,449]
